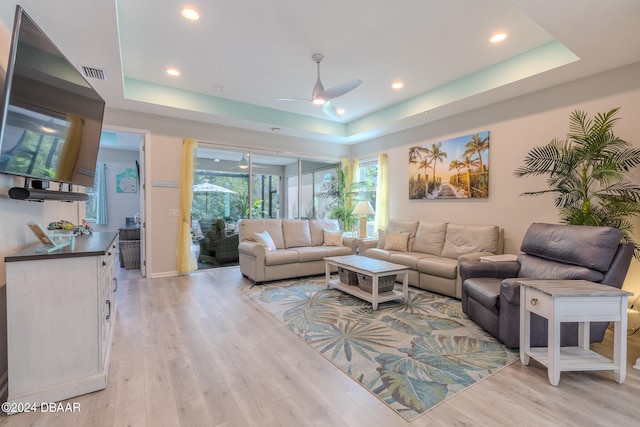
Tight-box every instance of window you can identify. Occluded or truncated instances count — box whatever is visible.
[85,180,98,221]
[355,157,379,235]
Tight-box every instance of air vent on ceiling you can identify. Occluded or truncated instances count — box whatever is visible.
[81,66,107,80]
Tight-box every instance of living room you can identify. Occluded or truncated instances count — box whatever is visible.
[0,1,639,424]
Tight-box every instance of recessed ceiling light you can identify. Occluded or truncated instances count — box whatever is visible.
[336,108,346,116]
[490,33,507,43]
[181,8,200,21]
[166,68,180,76]
[391,82,404,89]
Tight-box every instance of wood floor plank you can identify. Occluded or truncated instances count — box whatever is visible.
[0,266,638,426]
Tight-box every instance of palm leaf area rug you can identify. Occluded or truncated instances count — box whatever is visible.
[241,276,518,422]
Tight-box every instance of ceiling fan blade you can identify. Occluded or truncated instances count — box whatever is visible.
[320,79,362,100]
[272,97,312,102]
[322,101,341,119]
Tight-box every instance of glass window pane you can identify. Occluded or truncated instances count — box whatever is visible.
[286,174,298,219]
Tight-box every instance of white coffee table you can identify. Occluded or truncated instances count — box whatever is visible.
[518,279,633,386]
[324,255,409,310]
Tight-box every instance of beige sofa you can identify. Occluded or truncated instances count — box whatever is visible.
[360,219,503,299]
[238,218,356,284]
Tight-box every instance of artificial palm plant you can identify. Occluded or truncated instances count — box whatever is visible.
[514,108,640,259]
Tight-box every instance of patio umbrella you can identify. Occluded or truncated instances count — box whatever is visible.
[192,183,236,217]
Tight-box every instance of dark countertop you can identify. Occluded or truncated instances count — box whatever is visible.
[5,231,118,262]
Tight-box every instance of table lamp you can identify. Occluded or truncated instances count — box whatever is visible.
[351,200,375,238]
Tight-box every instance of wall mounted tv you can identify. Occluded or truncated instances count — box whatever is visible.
[0,6,105,200]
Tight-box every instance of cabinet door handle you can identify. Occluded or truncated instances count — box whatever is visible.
[530,298,538,306]
[108,251,112,256]
[106,299,111,320]
[102,260,106,266]
[113,277,118,293]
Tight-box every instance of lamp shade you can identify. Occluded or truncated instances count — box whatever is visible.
[352,200,375,215]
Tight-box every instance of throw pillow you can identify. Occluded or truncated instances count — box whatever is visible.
[376,229,386,248]
[323,229,344,246]
[254,230,277,252]
[384,231,409,252]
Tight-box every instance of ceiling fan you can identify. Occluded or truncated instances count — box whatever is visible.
[275,54,362,117]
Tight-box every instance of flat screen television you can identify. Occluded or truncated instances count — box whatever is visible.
[0,5,105,194]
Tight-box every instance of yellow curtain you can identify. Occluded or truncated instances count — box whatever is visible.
[178,138,197,274]
[56,114,83,182]
[375,153,389,233]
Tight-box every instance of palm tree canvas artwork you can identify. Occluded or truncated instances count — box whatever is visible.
[409,131,490,199]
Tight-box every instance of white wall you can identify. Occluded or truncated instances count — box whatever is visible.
[92,147,141,233]
[351,62,640,299]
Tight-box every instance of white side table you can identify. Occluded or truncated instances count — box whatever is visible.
[518,279,632,386]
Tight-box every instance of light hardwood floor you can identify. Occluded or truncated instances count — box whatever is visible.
[2,265,639,426]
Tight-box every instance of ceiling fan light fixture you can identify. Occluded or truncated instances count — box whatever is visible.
[41,118,57,134]
[312,98,326,105]
[181,8,200,21]
[238,154,249,169]
[490,32,507,43]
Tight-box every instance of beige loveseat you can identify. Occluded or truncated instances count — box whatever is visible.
[360,219,503,299]
[238,218,356,284]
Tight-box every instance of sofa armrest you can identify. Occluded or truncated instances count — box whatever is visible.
[458,251,495,263]
[342,236,357,253]
[238,241,265,257]
[360,238,379,252]
[459,260,520,283]
[499,278,524,305]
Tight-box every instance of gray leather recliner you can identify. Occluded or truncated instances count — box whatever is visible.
[460,223,634,348]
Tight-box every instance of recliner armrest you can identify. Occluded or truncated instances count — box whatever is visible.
[459,260,520,283]
[499,278,522,305]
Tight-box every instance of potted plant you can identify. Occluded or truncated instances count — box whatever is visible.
[514,107,640,259]
[317,163,356,230]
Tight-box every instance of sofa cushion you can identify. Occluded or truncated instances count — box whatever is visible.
[239,219,285,249]
[441,223,499,259]
[387,219,419,250]
[417,256,458,279]
[253,231,276,252]
[384,231,409,251]
[364,248,392,262]
[309,219,340,246]
[323,229,344,246]
[282,219,312,248]
[265,249,299,266]
[412,221,447,256]
[517,254,604,282]
[325,245,354,257]
[293,247,328,262]
[388,252,434,270]
[520,223,622,272]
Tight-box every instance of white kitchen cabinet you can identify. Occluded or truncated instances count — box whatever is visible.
[4,232,118,414]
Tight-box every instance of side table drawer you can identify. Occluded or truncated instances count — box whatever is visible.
[525,288,552,318]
